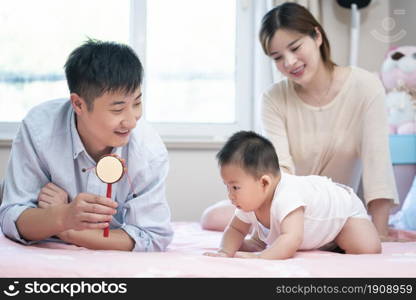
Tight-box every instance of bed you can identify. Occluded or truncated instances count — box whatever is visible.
[0,222,415,278]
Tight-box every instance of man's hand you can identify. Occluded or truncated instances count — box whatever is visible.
[38,183,69,208]
[62,193,118,231]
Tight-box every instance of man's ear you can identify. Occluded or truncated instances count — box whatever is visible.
[70,93,86,115]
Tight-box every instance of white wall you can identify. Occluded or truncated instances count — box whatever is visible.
[390,0,416,47]
[322,0,390,71]
[0,147,8,180]
[165,148,226,221]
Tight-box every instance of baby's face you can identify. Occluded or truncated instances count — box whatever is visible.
[220,164,266,212]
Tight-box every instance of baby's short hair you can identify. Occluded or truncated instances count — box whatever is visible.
[217,131,280,178]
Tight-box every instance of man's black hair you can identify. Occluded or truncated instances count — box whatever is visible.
[217,131,280,178]
[64,38,143,109]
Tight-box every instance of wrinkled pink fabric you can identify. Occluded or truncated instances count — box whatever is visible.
[0,223,415,277]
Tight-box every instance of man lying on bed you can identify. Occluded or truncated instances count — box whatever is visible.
[0,39,173,251]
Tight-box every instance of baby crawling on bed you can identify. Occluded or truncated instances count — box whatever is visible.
[204,131,381,260]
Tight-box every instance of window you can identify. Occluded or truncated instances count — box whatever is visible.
[0,0,130,138]
[133,0,253,141]
[0,0,253,142]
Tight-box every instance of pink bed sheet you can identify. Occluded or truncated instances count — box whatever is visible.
[0,222,415,277]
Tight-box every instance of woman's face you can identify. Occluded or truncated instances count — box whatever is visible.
[268,28,323,85]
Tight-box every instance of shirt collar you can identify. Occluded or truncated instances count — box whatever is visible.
[70,110,86,160]
[111,145,123,157]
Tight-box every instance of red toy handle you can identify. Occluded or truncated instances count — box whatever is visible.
[103,183,112,237]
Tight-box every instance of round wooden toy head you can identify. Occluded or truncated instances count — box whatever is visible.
[96,155,126,184]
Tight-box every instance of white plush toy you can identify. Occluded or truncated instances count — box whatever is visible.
[385,90,415,134]
[380,46,416,134]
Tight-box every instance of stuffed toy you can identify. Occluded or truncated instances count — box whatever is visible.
[380,46,416,134]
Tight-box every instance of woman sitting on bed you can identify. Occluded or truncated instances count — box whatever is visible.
[204,131,381,260]
[201,2,398,241]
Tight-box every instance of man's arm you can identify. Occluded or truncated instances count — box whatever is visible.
[58,229,134,251]
[16,205,69,241]
[38,182,69,208]
[19,192,117,242]
[0,120,51,243]
[36,183,132,250]
[120,154,173,252]
[14,182,71,240]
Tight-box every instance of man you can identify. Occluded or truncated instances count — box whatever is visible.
[0,40,173,251]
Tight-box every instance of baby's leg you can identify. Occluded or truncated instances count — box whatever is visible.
[200,200,235,231]
[335,217,381,254]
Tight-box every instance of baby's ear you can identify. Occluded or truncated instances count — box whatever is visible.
[260,175,272,188]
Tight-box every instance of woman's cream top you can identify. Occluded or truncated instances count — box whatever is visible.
[261,67,398,205]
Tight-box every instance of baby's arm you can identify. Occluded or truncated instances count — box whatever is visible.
[204,216,251,257]
[258,206,304,259]
[235,207,304,260]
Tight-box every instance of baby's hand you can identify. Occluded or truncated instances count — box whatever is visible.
[234,251,259,259]
[38,183,69,208]
[203,250,231,258]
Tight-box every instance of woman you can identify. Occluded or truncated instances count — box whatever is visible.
[201,2,398,241]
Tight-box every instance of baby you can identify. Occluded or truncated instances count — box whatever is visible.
[205,131,381,259]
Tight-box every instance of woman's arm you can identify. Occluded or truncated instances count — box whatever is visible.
[361,88,397,238]
[368,198,393,240]
[261,90,295,174]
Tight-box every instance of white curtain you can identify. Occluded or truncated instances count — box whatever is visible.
[252,0,321,132]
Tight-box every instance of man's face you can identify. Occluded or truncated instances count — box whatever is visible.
[75,87,142,158]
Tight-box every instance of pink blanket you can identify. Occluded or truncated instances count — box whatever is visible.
[1,222,415,277]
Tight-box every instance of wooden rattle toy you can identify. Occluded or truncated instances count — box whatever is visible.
[95,154,126,237]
